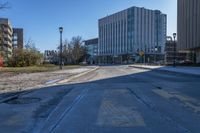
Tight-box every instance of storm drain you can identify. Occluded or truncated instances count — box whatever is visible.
[4,97,41,104]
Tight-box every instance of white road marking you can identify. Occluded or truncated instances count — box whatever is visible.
[152,89,200,113]
[96,89,145,127]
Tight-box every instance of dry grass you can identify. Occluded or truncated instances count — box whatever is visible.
[0,65,82,74]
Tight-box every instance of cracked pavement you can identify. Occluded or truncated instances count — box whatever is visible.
[0,65,200,133]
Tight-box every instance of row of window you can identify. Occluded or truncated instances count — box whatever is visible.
[99,19,128,55]
[98,7,166,55]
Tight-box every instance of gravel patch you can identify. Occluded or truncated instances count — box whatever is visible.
[0,67,92,94]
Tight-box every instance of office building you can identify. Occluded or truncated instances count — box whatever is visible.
[98,6,167,64]
[0,18,13,61]
[84,38,98,64]
[177,0,200,63]
[12,28,24,49]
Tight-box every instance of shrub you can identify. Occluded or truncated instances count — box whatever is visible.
[7,49,43,67]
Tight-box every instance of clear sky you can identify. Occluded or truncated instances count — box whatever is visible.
[0,0,177,52]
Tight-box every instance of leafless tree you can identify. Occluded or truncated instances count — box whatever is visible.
[62,40,73,64]
[71,36,86,64]
[57,37,86,64]
[25,38,38,51]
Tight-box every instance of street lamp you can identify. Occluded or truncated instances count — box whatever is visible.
[154,46,158,64]
[144,45,146,65]
[173,33,176,67]
[59,27,63,70]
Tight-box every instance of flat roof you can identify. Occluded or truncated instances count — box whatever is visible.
[99,6,164,21]
[84,38,98,45]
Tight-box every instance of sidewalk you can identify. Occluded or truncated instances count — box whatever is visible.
[130,64,200,76]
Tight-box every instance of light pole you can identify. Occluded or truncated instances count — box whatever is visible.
[154,46,158,64]
[173,33,176,67]
[144,45,146,65]
[59,27,63,70]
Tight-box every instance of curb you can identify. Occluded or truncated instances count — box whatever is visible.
[129,65,200,77]
[57,66,99,84]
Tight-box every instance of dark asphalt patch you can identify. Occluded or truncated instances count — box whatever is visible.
[4,97,41,104]
[156,86,162,89]
[33,88,72,118]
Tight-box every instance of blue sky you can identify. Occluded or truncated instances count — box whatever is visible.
[0,0,177,52]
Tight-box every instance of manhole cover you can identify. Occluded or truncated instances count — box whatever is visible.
[5,97,41,104]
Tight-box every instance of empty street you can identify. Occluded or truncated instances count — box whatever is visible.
[0,65,200,133]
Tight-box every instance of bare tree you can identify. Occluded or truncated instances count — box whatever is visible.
[56,36,87,65]
[71,36,86,64]
[25,38,37,51]
[62,40,73,64]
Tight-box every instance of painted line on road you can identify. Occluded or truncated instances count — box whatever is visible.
[152,89,200,113]
[96,88,145,127]
[127,87,192,133]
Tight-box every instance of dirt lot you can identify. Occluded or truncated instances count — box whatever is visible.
[0,67,93,94]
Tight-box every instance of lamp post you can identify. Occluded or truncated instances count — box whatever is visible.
[154,46,158,64]
[173,33,176,67]
[144,45,146,65]
[59,27,63,70]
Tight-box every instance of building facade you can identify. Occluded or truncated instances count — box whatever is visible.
[0,18,13,61]
[12,28,23,49]
[98,6,167,64]
[177,0,200,63]
[165,36,187,65]
[84,38,98,64]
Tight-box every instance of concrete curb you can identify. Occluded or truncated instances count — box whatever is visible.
[129,65,200,77]
[57,66,99,84]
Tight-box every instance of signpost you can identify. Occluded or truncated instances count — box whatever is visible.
[139,51,145,64]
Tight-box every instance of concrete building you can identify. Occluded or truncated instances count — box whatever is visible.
[165,36,187,65]
[98,6,167,64]
[177,0,200,63]
[84,38,98,64]
[0,18,13,61]
[12,28,23,49]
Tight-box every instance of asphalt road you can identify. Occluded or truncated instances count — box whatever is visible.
[1,65,200,133]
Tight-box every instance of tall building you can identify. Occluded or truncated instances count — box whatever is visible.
[12,28,24,49]
[98,6,167,64]
[177,0,200,63]
[84,38,98,64]
[0,18,13,61]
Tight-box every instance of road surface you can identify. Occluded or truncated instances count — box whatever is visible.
[0,65,200,133]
